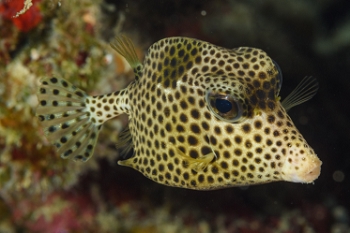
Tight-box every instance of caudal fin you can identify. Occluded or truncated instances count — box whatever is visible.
[36,77,102,162]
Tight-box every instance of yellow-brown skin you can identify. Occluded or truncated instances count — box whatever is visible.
[36,37,322,190]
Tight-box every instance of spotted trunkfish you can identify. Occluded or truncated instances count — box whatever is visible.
[36,36,321,190]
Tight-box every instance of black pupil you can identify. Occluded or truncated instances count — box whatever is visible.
[215,99,232,113]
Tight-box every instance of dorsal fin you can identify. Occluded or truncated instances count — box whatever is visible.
[111,35,143,80]
[281,76,319,111]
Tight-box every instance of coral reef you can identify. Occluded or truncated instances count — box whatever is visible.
[0,0,349,232]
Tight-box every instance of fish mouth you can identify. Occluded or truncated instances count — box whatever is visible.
[299,159,322,183]
[281,155,322,184]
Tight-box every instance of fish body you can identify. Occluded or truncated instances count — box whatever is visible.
[36,36,322,190]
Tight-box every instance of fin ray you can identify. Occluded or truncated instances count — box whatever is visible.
[37,77,102,162]
[281,76,319,111]
[171,144,215,172]
[183,153,215,172]
[116,126,133,159]
[111,35,143,80]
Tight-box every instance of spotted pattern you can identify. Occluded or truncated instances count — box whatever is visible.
[36,36,321,190]
[118,37,321,189]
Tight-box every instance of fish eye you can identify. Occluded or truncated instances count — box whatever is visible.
[205,91,243,123]
[272,60,283,95]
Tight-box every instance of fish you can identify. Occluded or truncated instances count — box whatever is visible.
[36,35,322,190]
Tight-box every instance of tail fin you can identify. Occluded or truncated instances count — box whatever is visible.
[36,77,102,162]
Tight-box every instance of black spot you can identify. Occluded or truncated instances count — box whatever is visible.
[242,124,251,133]
[253,80,260,88]
[220,161,228,169]
[170,58,177,67]
[254,134,262,143]
[201,146,211,155]
[188,96,195,105]
[175,66,184,77]
[180,101,188,110]
[164,58,169,66]
[247,152,253,158]
[191,48,198,56]
[62,80,68,87]
[232,159,239,167]
[273,130,280,137]
[166,163,174,171]
[207,176,214,183]
[63,149,72,157]
[267,115,275,123]
[48,126,56,132]
[40,100,47,106]
[183,172,189,180]
[60,137,67,143]
[176,125,185,132]
[76,141,81,148]
[224,139,231,147]
[178,49,185,57]
[254,158,261,164]
[177,135,185,143]
[195,56,202,64]
[263,81,271,90]
[234,136,242,144]
[211,166,219,174]
[186,148,198,158]
[267,101,276,110]
[178,114,188,123]
[234,149,242,156]
[190,124,201,134]
[204,112,211,120]
[190,109,200,119]
[214,126,221,135]
[165,123,172,132]
[50,77,58,83]
[169,46,175,56]
[201,121,209,130]
[266,139,273,146]
[265,154,271,160]
[258,72,267,79]
[202,66,209,72]
[277,110,285,119]
[198,174,204,183]
[165,172,171,180]
[48,114,55,120]
[225,125,234,134]
[256,90,266,100]
[62,123,69,129]
[187,135,198,146]
[186,61,193,70]
[75,91,84,97]
[163,69,169,78]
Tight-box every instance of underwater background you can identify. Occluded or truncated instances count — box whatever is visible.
[0,0,349,232]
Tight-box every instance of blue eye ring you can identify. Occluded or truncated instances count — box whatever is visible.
[205,91,243,123]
